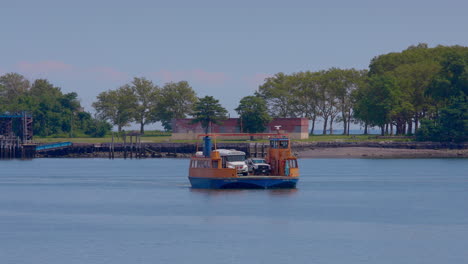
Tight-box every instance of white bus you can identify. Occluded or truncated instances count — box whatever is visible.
[196,148,249,175]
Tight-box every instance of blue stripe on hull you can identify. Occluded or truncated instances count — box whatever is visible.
[189,177,298,189]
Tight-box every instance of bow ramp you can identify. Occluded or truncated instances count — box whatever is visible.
[36,142,73,152]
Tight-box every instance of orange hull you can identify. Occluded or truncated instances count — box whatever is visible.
[189,167,238,178]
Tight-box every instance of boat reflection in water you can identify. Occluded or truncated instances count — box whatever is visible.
[189,188,298,197]
[188,132,299,189]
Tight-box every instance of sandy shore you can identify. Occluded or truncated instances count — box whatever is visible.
[296,147,468,158]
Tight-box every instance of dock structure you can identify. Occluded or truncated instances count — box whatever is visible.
[32,142,255,158]
[0,112,35,159]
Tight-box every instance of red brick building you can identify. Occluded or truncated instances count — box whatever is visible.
[171,118,309,139]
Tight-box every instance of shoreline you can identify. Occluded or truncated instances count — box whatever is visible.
[295,147,468,159]
[30,141,468,159]
[35,147,468,159]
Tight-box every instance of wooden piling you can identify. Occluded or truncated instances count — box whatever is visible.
[123,133,127,159]
[111,133,115,159]
[130,135,133,159]
[137,135,141,158]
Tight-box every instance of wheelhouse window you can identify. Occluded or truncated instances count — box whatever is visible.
[287,159,298,168]
[225,155,246,162]
[270,139,289,149]
[279,140,289,148]
[191,159,211,168]
[270,140,278,148]
[200,160,210,168]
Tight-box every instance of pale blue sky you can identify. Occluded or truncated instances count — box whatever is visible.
[1,0,467,129]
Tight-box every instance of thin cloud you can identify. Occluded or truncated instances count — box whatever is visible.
[244,73,272,88]
[16,60,74,74]
[151,69,229,85]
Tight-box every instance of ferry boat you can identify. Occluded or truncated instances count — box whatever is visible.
[188,133,299,189]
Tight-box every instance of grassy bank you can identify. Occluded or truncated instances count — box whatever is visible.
[298,134,414,142]
[34,132,415,144]
[35,130,172,143]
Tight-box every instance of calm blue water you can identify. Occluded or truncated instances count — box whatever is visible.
[0,158,467,264]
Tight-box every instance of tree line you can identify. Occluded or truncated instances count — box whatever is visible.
[256,44,467,142]
[92,78,197,133]
[257,69,367,135]
[0,73,110,137]
[92,78,272,135]
[1,44,466,142]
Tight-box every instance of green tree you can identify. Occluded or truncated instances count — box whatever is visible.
[0,74,109,137]
[329,68,368,135]
[23,79,81,136]
[257,73,298,118]
[416,97,467,142]
[287,71,320,134]
[392,62,440,133]
[235,96,272,134]
[366,44,468,135]
[0,73,30,102]
[352,83,372,134]
[354,75,398,135]
[191,96,228,134]
[314,70,340,134]
[415,48,468,142]
[85,119,112,137]
[257,69,367,135]
[131,77,160,134]
[157,81,197,131]
[92,85,137,132]
[427,49,468,106]
[73,112,111,137]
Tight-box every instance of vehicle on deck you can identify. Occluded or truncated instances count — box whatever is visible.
[246,158,271,175]
[198,149,248,175]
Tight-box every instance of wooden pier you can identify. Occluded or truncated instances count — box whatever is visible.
[33,142,257,158]
[0,112,35,159]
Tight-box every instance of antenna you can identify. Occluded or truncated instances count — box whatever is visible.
[274,125,281,134]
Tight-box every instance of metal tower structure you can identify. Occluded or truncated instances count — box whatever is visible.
[0,112,33,143]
